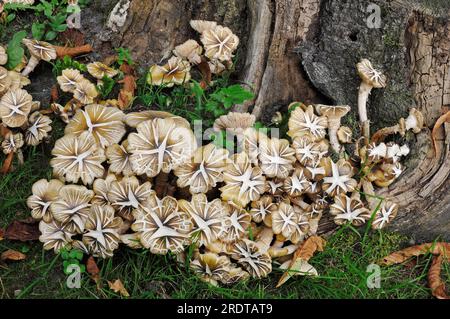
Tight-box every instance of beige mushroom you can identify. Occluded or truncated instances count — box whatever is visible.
[372,200,398,230]
[105,140,134,176]
[39,219,74,253]
[292,135,328,167]
[173,39,203,65]
[271,202,299,239]
[57,68,84,93]
[91,174,117,207]
[1,131,23,154]
[317,104,351,153]
[0,66,11,96]
[288,105,328,141]
[190,252,231,286]
[27,179,64,222]
[322,158,357,197]
[283,168,310,197]
[147,56,191,87]
[221,202,252,243]
[190,20,218,33]
[87,62,118,80]
[330,193,371,226]
[337,126,353,144]
[21,39,57,76]
[0,88,32,128]
[73,79,98,105]
[25,111,52,146]
[7,71,31,90]
[258,137,296,179]
[201,25,239,62]
[250,195,277,226]
[213,112,256,138]
[0,46,7,65]
[404,108,424,134]
[231,239,272,278]
[124,110,191,129]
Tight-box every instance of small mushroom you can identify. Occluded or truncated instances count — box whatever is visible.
[124,110,191,129]
[372,200,398,230]
[404,108,424,134]
[221,202,252,243]
[241,127,269,164]
[25,111,52,146]
[337,126,353,144]
[213,112,256,138]
[0,46,7,65]
[50,184,94,233]
[250,195,277,226]
[271,202,299,239]
[322,158,357,197]
[87,62,118,80]
[73,79,98,105]
[317,104,351,153]
[1,131,23,154]
[0,88,32,128]
[173,39,203,65]
[201,25,239,62]
[365,142,387,163]
[0,66,11,96]
[231,239,272,278]
[371,118,406,142]
[39,219,74,253]
[92,174,117,207]
[105,140,134,176]
[356,59,387,142]
[292,135,328,167]
[57,68,84,93]
[330,193,371,226]
[283,168,310,197]
[27,179,64,222]
[147,56,191,87]
[7,71,30,90]
[288,105,328,141]
[258,137,296,179]
[190,252,231,286]
[21,39,57,76]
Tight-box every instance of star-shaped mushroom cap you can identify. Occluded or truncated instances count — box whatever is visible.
[105,140,134,176]
[292,135,328,166]
[231,239,272,278]
[92,174,117,206]
[0,46,7,65]
[258,137,296,179]
[124,110,191,129]
[178,194,227,246]
[50,184,94,233]
[221,202,252,243]
[213,112,256,137]
[82,204,123,258]
[0,88,32,127]
[147,56,191,87]
[174,143,229,194]
[126,118,197,178]
[25,111,52,146]
[1,131,24,154]
[288,105,328,141]
[57,68,84,93]
[372,200,398,230]
[283,168,310,197]
[22,39,57,62]
[0,66,11,96]
[250,195,277,226]
[322,158,357,197]
[87,62,119,80]
[330,194,371,226]
[39,219,74,253]
[357,59,387,88]
[173,39,203,64]
[131,194,193,254]
[271,202,299,239]
[50,132,106,185]
[27,179,64,223]
[73,79,98,105]
[220,152,266,207]
[65,104,126,148]
[107,175,153,221]
[200,25,239,62]
[190,252,231,286]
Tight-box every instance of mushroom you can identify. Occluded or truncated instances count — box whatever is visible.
[65,103,126,148]
[0,46,7,65]
[266,178,284,197]
[126,118,197,178]
[73,79,98,105]
[200,25,239,62]
[337,126,353,144]
[91,174,117,206]
[21,39,57,76]
[178,194,227,246]
[0,88,32,128]
[124,110,191,129]
[231,239,272,278]
[303,157,331,182]
[258,137,296,179]
[365,142,387,163]
[174,143,229,194]
[0,66,11,96]
[82,204,123,258]
[39,219,74,253]
[50,132,106,185]
[241,127,268,164]
[322,158,358,197]
[213,112,256,139]
[120,233,143,249]
[87,62,118,80]
[220,152,266,207]
[57,68,84,93]
[222,266,250,284]
[173,39,203,65]
[8,71,31,90]
[356,59,387,142]
[330,193,371,226]
[1,131,23,154]
[292,135,328,167]
[372,200,398,230]
[105,140,134,176]
[147,56,191,87]
[50,184,94,233]
[283,168,310,197]
[190,252,231,286]
[371,118,406,142]
[107,175,153,221]
[221,202,252,243]
[131,194,193,254]
[190,20,218,34]
[250,195,277,226]
[288,105,328,142]
[25,111,52,146]
[27,179,64,223]
[316,104,351,153]
[404,108,424,134]
[271,202,299,239]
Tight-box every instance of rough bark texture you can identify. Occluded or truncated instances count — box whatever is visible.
[81,0,450,241]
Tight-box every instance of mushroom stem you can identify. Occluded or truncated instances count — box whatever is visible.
[361,178,378,211]
[328,117,342,154]
[256,227,274,252]
[358,82,372,143]
[21,55,40,77]
[17,149,24,166]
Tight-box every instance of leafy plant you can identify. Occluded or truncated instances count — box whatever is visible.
[96,76,116,99]
[5,30,27,70]
[52,55,87,76]
[116,47,134,66]
[60,247,86,275]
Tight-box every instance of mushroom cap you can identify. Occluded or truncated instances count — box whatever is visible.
[178,194,227,246]
[201,25,239,62]
[131,194,193,254]
[250,195,277,226]
[213,112,256,136]
[173,39,203,64]
[190,252,231,286]
[220,201,252,243]
[337,126,353,144]
[283,168,310,197]
[190,20,218,33]
[65,103,126,148]
[330,193,371,226]
[22,39,57,61]
[147,56,191,87]
[120,233,143,249]
[292,135,328,166]
[174,143,229,194]
[50,132,106,185]
[7,71,31,90]
[27,179,64,223]
[271,202,299,239]
[105,140,134,176]
[220,152,266,207]
[82,204,123,258]
[288,105,328,141]
[357,59,387,88]
[316,104,351,119]
[258,137,296,179]
[1,131,24,154]
[0,66,11,96]
[240,127,269,164]
[124,110,191,129]
[0,88,33,128]
[73,79,98,105]
[372,200,398,230]
[39,219,74,253]
[57,68,84,93]
[322,158,357,197]
[126,118,197,177]
[405,108,424,133]
[107,175,154,221]
[91,173,117,207]
[25,111,52,146]
[366,142,387,163]
[87,62,119,79]
[0,46,7,65]
[50,184,94,233]
[208,59,227,75]
[231,239,272,278]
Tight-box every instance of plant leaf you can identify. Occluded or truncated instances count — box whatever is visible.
[5,30,26,70]
[428,255,449,299]
[1,249,26,262]
[108,279,130,297]
[380,242,450,265]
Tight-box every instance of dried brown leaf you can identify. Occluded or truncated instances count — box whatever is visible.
[108,279,130,297]
[4,219,40,241]
[380,242,450,266]
[1,249,26,262]
[428,255,449,299]
[117,63,136,110]
[58,29,85,47]
[86,256,101,288]
[1,152,14,175]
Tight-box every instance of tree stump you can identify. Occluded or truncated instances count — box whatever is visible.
[81,0,450,241]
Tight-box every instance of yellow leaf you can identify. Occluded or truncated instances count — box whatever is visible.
[108,279,130,297]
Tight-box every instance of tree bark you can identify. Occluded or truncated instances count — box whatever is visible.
[82,0,450,241]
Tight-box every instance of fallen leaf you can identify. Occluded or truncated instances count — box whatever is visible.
[428,255,449,299]
[432,110,450,157]
[4,219,40,241]
[380,242,450,266]
[197,58,211,89]
[86,256,101,288]
[50,84,59,103]
[276,236,326,287]
[53,44,93,58]
[1,152,14,174]
[58,29,85,47]
[108,279,130,297]
[1,249,26,262]
[117,63,136,110]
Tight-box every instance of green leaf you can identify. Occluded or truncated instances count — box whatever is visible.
[96,76,116,99]
[32,22,46,41]
[69,249,84,261]
[45,31,58,41]
[5,30,27,70]
[6,13,16,23]
[116,47,134,66]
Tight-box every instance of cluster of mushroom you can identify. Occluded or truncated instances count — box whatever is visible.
[0,40,54,168]
[147,20,239,87]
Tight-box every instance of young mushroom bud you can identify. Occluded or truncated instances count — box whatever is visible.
[21,39,57,76]
[317,104,351,153]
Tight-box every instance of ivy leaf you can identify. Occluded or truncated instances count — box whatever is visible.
[5,30,27,70]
